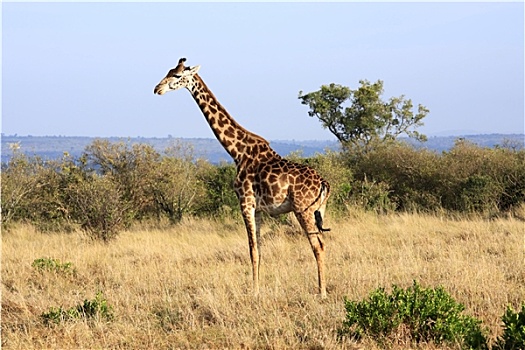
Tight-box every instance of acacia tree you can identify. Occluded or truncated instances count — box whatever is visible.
[299,80,429,152]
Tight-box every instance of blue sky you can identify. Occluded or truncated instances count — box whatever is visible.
[2,1,524,140]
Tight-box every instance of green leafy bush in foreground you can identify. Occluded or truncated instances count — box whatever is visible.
[494,305,525,350]
[339,281,487,349]
[41,291,113,326]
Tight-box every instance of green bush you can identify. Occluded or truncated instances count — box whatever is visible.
[66,174,129,242]
[196,162,239,218]
[350,141,444,212]
[32,257,76,275]
[440,140,525,213]
[347,139,525,214]
[1,153,40,229]
[83,140,161,220]
[349,176,395,214]
[494,304,525,350]
[1,153,72,231]
[83,140,206,224]
[41,291,114,326]
[339,281,487,349]
[459,174,500,213]
[149,153,205,223]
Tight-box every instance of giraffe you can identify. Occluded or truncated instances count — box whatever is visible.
[154,58,331,297]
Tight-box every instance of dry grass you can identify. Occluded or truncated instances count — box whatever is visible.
[2,210,524,349]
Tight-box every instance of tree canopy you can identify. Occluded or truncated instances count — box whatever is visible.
[299,80,429,151]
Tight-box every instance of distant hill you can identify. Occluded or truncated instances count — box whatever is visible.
[0,135,339,164]
[1,134,523,164]
[407,134,524,152]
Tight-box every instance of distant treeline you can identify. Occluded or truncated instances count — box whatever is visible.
[1,138,524,241]
[2,134,523,164]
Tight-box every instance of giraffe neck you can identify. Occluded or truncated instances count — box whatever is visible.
[187,74,277,164]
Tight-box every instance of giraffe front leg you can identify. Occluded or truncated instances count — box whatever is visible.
[241,201,260,295]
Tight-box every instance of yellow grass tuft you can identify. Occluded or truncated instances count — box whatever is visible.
[2,212,523,349]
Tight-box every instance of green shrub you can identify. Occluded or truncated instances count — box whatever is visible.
[83,140,207,223]
[196,162,239,218]
[349,176,395,214]
[459,174,500,214]
[346,139,525,214]
[41,291,113,325]
[67,174,129,242]
[1,153,72,232]
[83,140,161,220]
[1,153,39,229]
[440,140,525,213]
[350,141,444,212]
[339,281,487,349]
[149,153,205,223]
[32,257,76,275]
[1,152,94,233]
[494,304,525,350]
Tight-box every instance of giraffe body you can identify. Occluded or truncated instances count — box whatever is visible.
[154,59,330,297]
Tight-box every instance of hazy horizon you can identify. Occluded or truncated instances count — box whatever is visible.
[2,130,524,140]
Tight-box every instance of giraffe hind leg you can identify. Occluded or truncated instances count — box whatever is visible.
[294,210,327,297]
[314,210,330,233]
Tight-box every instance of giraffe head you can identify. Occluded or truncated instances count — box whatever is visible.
[154,58,201,95]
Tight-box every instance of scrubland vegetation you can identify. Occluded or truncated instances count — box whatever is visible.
[2,138,524,348]
[2,138,524,235]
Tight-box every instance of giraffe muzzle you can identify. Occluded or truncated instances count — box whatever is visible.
[154,85,165,95]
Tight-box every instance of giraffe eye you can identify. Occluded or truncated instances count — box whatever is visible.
[174,74,181,79]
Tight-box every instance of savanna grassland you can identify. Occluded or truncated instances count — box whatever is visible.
[2,210,523,349]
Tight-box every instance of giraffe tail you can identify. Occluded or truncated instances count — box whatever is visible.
[314,181,331,233]
[314,210,330,233]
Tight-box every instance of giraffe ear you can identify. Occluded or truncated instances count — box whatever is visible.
[189,65,201,74]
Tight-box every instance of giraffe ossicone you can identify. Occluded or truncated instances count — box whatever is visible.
[154,58,331,297]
